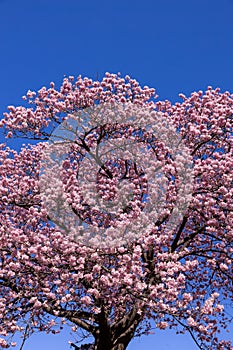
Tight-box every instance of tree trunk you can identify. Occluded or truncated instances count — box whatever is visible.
[94,341,127,350]
[93,305,142,350]
[112,344,127,350]
[93,326,135,350]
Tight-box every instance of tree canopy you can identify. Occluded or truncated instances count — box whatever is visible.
[0,73,232,350]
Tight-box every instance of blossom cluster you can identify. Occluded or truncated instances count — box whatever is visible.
[0,74,232,349]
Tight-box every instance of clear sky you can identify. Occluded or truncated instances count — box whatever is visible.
[0,0,233,349]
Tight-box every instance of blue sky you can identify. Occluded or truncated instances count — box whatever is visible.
[0,0,233,349]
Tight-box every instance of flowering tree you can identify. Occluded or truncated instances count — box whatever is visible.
[0,73,232,350]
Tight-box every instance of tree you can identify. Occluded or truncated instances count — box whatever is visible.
[0,73,232,350]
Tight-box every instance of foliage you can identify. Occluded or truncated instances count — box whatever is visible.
[0,73,232,350]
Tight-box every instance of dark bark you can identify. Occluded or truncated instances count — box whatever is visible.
[70,340,128,350]
[93,337,128,350]
[93,309,141,350]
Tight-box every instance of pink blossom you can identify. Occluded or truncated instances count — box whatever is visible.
[0,75,232,350]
